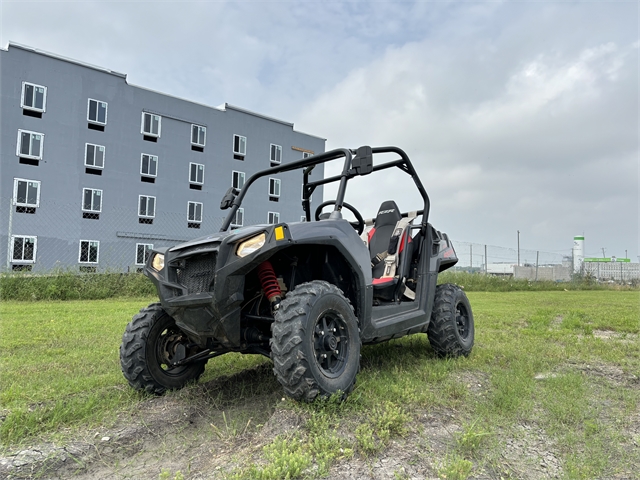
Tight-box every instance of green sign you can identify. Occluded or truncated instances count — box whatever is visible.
[583,258,631,263]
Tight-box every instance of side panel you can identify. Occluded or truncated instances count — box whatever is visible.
[287,219,373,325]
[361,224,445,343]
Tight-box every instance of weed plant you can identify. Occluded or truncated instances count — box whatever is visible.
[437,271,633,291]
[2,268,635,304]
[0,270,155,301]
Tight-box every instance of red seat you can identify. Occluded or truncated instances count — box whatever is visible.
[368,201,413,300]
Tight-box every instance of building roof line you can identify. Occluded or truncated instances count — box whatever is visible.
[4,41,326,140]
[6,41,128,79]
[221,104,326,139]
[222,103,294,127]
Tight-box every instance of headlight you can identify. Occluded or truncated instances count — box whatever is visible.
[151,253,165,271]
[236,233,266,258]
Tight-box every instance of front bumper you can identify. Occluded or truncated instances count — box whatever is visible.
[144,226,282,348]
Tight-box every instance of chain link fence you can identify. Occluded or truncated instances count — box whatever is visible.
[1,196,301,273]
[2,195,638,283]
[453,241,567,271]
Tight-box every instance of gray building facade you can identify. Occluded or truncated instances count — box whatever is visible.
[0,43,325,272]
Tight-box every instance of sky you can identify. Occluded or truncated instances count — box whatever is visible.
[1,0,638,261]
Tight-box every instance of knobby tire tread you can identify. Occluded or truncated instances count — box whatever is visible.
[270,280,360,402]
[120,303,204,395]
[427,283,473,357]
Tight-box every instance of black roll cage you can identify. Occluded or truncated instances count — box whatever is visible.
[219,146,431,234]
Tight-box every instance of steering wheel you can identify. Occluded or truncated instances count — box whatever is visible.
[314,200,365,235]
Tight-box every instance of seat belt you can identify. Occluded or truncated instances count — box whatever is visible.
[378,212,418,279]
[361,218,375,247]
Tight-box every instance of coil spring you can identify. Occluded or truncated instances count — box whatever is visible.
[257,261,281,302]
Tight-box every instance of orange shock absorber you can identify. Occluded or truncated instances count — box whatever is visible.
[257,261,282,306]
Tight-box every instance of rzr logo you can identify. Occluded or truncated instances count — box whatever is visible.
[378,209,395,215]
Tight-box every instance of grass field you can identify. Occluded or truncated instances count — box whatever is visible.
[1,289,639,479]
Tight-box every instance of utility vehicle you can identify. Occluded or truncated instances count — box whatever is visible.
[120,146,474,401]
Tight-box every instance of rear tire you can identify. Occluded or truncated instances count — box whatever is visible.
[120,303,205,394]
[270,281,361,402]
[427,284,474,357]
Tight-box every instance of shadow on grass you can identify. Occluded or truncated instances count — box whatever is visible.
[360,334,437,371]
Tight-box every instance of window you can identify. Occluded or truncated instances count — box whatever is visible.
[191,125,206,147]
[231,208,244,228]
[189,163,204,185]
[302,151,313,159]
[17,130,44,160]
[188,201,202,222]
[82,188,102,213]
[141,154,158,177]
[141,112,161,138]
[13,178,40,208]
[233,134,246,157]
[136,243,153,265]
[87,99,107,125]
[21,82,47,112]
[79,240,99,264]
[139,195,156,218]
[270,144,282,165]
[268,212,280,225]
[12,236,37,263]
[85,143,105,168]
[269,178,281,201]
[188,201,202,228]
[232,171,245,190]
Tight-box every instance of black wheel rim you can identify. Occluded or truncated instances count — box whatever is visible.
[155,324,192,376]
[313,310,349,378]
[455,302,470,340]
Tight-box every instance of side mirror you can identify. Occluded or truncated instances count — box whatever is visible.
[220,187,239,210]
[351,146,373,176]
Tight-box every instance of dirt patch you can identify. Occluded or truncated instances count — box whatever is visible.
[550,315,564,328]
[1,363,637,479]
[501,423,562,479]
[455,371,490,396]
[566,361,639,387]
[589,330,638,344]
[0,364,282,480]
[327,409,462,479]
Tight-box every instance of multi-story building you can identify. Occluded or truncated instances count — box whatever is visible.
[0,43,325,272]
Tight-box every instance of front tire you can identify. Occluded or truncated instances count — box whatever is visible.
[270,281,361,402]
[427,284,474,357]
[120,303,205,394]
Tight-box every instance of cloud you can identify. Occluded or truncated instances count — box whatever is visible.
[1,1,637,257]
[298,4,638,255]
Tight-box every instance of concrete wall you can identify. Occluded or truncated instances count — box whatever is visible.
[1,43,325,272]
[513,265,572,282]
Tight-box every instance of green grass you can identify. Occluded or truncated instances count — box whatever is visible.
[0,298,268,445]
[2,290,639,479]
[0,299,149,443]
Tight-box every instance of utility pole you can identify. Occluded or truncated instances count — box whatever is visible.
[517,230,520,267]
[470,244,473,272]
[484,244,488,275]
[6,200,14,271]
[601,247,606,258]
